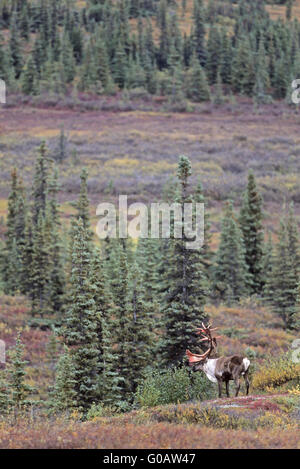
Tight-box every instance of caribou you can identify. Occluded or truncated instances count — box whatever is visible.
[186,323,250,398]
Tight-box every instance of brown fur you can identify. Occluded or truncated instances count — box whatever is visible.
[194,355,250,398]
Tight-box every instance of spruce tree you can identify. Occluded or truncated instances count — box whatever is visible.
[232,38,255,96]
[136,237,161,305]
[63,218,100,411]
[124,261,156,397]
[212,201,249,301]
[113,41,127,89]
[269,219,298,329]
[2,169,27,294]
[109,241,132,400]
[187,55,210,102]
[74,168,92,235]
[274,54,289,99]
[94,251,123,407]
[20,212,34,296]
[45,197,66,319]
[220,27,232,85]
[254,38,270,103]
[0,371,8,413]
[206,25,221,85]
[61,33,76,84]
[22,56,39,95]
[194,178,213,281]
[192,0,206,66]
[239,172,264,294]
[160,156,208,367]
[262,230,275,299]
[94,32,111,90]
[53,346,77,412]
[157,0,170,69]
[2,168,18,292]
[9,9,23,78]
[31,212,52,317]
[0,38,8,84]
[32,142,49,226]
[9,333,32,410]
[286,0,293,21]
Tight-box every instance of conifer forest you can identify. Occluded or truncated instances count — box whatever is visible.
[0,0,299,451]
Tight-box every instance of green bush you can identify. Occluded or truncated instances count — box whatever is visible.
[135,367,215,408]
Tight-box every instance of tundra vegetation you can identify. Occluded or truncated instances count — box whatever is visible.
[0,0,299,450]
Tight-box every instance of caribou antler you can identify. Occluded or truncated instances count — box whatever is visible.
[186,322,221,365]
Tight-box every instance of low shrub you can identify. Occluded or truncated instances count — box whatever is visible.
[86,403,117,420]
[152,404,250,430]
[149,402,297,430]
[288,384,300,396]
[252,353,300,391]
[135,367,215,408]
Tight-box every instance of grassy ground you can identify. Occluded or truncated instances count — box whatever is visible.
[0,394,298,448]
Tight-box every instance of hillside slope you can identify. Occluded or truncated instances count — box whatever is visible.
[0,394,298,448]
[0,294,299,449]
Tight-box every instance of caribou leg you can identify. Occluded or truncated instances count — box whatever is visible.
[244,370,250,395]
[217,379,222,398]
[225,380,230,398]
[234,377,240,397]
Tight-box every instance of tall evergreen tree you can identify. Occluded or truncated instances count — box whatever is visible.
[92,250,124,407]
[9,333,32,410]
[22,55,39,95]
[63,218,100,411]
[239,172,264,294]
[32,142,49,226]
[194,178,213,282]
[192,0,206,66]
[53,346,77,412]
[232,38,255,96]
[262,230,275,298]
[187,55,210,102]
[2,169,27,294]
[212,201,249,301]
[268,218,298,329]
[219,27,232,85]
[9,9,23,78]
[254,37,270,103]
[286,0,293,21]
[157,0,170,69]
[31,212,52,317]
[160,156,208,367]
[124,261,156,397]
[45,175,66,318]
[206,25,221,84]
[2,168,18,292]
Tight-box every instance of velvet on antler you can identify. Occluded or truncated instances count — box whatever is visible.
[186,323,221,365]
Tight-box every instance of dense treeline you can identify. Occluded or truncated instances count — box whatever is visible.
[0,143,299,412]
[0,0,300,104]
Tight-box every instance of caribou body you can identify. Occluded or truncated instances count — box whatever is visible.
[186,323,250,398]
